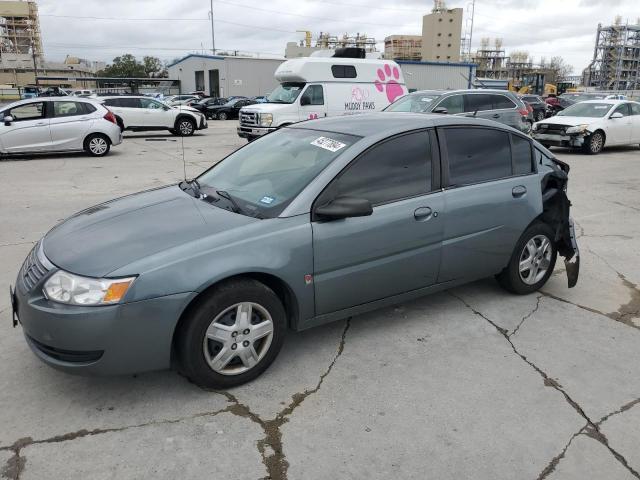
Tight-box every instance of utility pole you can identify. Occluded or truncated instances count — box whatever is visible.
[468,0,475,60]
[209,0,215,54]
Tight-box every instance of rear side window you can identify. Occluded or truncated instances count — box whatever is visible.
[492,95,516,109]
[119,97,141,108]
[464,94,493,112]
[512,134,533,175]
[331,65,357,78]
[82,103,97,114]
[52,101,84,117]
[327,131,432,205]
[103,98,119,107]
[444,127,511,186]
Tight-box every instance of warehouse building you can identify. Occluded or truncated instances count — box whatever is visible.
[399,60,476,91]
[167,54,284,97]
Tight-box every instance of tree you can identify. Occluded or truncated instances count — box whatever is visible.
[143,56,166,77]
[547,56,573,83]
[98,54,146,78]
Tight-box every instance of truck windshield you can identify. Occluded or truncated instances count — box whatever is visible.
[197,127,359,218]
[267,83,305,104]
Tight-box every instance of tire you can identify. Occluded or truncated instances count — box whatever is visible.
[535,111,545,122]
[218,112,228,121]
[496,222,557,295]
[176,117,195,136]
[582,130,604,155]
[176,278,286,389]
[208,113,217,120]
[83,133,110,157]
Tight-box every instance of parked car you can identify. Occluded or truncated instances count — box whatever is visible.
[532,99,640,154]
[251,96,269,103]
[39,86,72,97]
[20,85,40,99]
[191,97,228,114]
[521,94,548,121]
[166,95,200,106]
[101,95,207,136]
[384,89,531,133]
[10,113,579,388]
[207,98,257,120]
[71,89,95,98]
[0,97,122,156]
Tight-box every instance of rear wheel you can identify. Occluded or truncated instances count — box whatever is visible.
[582,130,604,155]
[84,133,110,157]
[497,222,557,295]
[218,112,228,121]
[176,278,286,389]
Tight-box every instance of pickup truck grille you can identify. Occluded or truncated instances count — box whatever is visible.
[240,111,258,127]
[20,243,51,291]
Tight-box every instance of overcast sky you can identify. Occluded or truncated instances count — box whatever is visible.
[37,0,639,74]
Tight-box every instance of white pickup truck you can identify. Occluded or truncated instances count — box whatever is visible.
[237,50,407,141]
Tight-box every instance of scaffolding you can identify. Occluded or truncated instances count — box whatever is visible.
[0,1,42,58]
[587,19,640,91]
[315,32,377,52]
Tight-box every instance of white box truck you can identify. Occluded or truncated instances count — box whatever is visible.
[237,49,407,141]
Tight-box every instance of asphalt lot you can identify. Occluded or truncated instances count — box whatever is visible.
[1,121,639,480]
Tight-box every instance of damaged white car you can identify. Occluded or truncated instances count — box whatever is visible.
[532,100,640,154]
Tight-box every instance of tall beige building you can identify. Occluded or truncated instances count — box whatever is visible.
[421,7,463,62]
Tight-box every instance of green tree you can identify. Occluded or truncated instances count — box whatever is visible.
[99,54,146,78]
[142,56,166,77]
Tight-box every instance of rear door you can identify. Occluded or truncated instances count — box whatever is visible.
[49,100,93,150]
[437,126,541,282]
[0,101,51,153]
[607,103,633,145]
[312,130,444,315]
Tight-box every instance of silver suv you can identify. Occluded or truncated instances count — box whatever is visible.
[385,89,531,133]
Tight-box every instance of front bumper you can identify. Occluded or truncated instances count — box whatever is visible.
[532,132,587,147]
[198,116,208,130]
[11,273,194,375]
[237,125,276,139]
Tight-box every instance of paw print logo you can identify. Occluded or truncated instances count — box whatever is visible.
[375,64,404,103]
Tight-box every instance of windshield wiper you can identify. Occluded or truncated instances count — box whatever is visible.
[215,190,244,214]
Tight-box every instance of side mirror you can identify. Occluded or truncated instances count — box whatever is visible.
[3,115,13,125]
[300,96,311,106]
[610,112,623,119]
[432,106,448,114]
[314,196,373,221]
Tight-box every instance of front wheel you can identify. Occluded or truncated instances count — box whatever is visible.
[496,222,557,295]
[535,111,545,122]
[84,133,110,157]
[582,130,604,154]
[176,278,286,389]
[218,112,228,121]
[176,118,195,136]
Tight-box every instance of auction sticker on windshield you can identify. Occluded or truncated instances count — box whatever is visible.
[311,136,347,152]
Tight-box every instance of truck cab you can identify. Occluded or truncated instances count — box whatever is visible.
[237,49,407,141]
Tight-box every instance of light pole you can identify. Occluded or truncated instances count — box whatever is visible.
[209,0,215,54]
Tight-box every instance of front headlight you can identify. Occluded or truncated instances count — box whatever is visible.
[44,271,135,306]
[566,124,589,134]
[259,113,273,127]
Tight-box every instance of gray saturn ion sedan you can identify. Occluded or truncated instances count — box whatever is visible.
[11,113,580,389]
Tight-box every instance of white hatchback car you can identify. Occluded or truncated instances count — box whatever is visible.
[101,96,207,136]
[533,99,640,154]
[0,97,122,157]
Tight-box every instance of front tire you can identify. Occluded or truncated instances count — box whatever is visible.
[582,130,604,155]
[176,117,195,136]
[218,112,228,121]
[84,133,110,157]
[535,111,545,122]
[496,222,557,295]
[176,278,286,389]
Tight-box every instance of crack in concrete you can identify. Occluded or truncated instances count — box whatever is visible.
[536,426,587,480]
[596,397,640,427]
[0,407,230,480]
[509,295,542,338]
[449,292,640,479]
[211,318,351,480]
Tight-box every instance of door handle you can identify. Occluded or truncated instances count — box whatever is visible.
[414,207,433,221]
[512,185,527,198]
[34,122,47,126]
[492,113,500,118]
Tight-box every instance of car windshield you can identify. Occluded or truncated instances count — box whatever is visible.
[267,83,305,104]
[558,103,613,117]
[197,128,359,218]
[384,93,442,112]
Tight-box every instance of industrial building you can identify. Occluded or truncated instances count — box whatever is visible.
[384,35,422,62]
[421,1,463,62]
[167,54,284,97]
[399,60,475,91]
[586,18,640,91]
[285,32,377,59]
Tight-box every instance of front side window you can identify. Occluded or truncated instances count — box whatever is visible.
[119,97,141,108]
[301,85,324,106]
[197,128,359,218]
[613,103,631,117]
[5,102,44,121]
[267,83,305,104]
[384,93,442,113]
[512,134,533,175]
[631,103,640,116]
[436,94,464,114]
[53,101,83,117]
[140,98,164,109]
[324,131,432,206]
[444,127,511,186]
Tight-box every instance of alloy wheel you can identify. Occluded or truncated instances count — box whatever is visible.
[89,137,108,155]
[202,302,274,375]
[179,120,194,135]
[518,234,552,285]
[218,112,227,120]
[590,132,603,153]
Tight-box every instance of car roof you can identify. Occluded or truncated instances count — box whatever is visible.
[579,99,625,105]
[289,112,525,138]
[0,96,101,110]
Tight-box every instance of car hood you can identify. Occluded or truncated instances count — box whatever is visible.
[43,185,256,277]
[174,105,201,114]
[537,116,600,127]
[240,103,293,114]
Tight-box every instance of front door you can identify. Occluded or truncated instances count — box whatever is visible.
[139,97,172,127]
[312,130,443,315]
[437,126,541,282]
[607,103,633,145]
[299,84,328,121]
[0,101,51,153]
